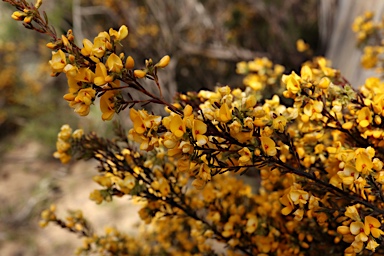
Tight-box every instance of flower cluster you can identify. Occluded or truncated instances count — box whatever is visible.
[236,57,285,99]
[337,205,384,253]
[352,11,384,71]
[53,124,83,164]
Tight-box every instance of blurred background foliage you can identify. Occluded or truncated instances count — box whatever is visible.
[0,0,321,255]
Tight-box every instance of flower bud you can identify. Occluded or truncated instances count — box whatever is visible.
[134,69,146,78]
[156,55,170,68]
[23,15,33,23]
[35,0,43,8]
[125,56,135,69]
[46,42,56,49]
[11,11,26,21]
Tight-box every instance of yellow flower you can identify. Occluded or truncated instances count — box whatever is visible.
[192,178,206,190]
[106,53,123,73]
[296,39,309,52]
[94,63,111,86]
[163,132,179,150]
[92,36,108,58]
[243,74,263,91]
[355,150,373,174]
[238,147,252,166]
[56,139,71,152]
[366,238,380,252]
[178,141,193,154]
[49,50,67,73]
[75,88,96,106]
[63,64,78,77]
[151,178,170,197]
[54,151,71,163]
[364,216,384,238]
[192,120,208,146]
[338,164,359,185]
[345,205,361,221]
[280,194,294,215]
[89,190,104,204]
[245,215,258,233]
[58,124,73,140]
[100,91,116,121]
[63,93,75,102]
[282,71,301,95]
[228,120,253,143]
[177,156,191,172]
[293,208,304,221]
[72,129,84,139]
[303,100,323,117]
[169,115,186,138]
[272,116,287,132]
[70,102,90,116]
[300,65,313,81]
[80,39,93,56]
[11,11,26,21]
[197,163,211,181]
[350,221,368,242]
[109,25,128,41]
[318,77,331,89]
[357,107,372,128]
[350,240,364,253]
[288,187,309,205]
[245,95,257,109]
[236,61,247,74]
[130,108,146,134]
[74,68,95,83]
[260,136,277,156]
[218,103,232,123]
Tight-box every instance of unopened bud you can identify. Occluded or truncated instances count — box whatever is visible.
[156,55,170,68]
[23,16,33,23]
[125,56,135,69]
[61,35,70,47]
[66,29,74,41]
[46,42,56,49]
[134,69,146,78]
[68,54,76,63]
[35,0,43,8]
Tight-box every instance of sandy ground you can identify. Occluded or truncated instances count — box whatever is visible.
[0,140,141,256]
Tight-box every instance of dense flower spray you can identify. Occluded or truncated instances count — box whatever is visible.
[4,1,384,254]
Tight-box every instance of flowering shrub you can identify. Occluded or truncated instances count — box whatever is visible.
[5,0,384,255]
